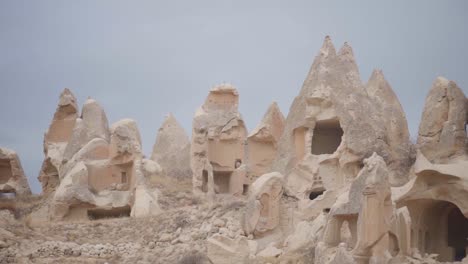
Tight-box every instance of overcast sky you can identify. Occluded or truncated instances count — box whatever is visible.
[1,1,467,193]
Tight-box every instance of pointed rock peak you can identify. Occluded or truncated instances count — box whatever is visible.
[84,97,97,105]
[434,76,450,87]
[370,69,385,80]
[58,88,78,108]
[160,113,185,132]
[264,101,284,121]
[338,42,356,61]
[319,35,336,57]
[248,101,285,141]
[366,68,400,103]
[164,112,177,123]
[367,69,388,86]
[60,88,74,98]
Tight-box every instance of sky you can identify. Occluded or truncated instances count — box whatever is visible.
[0,1,467,194]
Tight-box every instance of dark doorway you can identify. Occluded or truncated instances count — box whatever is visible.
[311,120,343,155]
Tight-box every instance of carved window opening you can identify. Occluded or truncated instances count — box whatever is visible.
[309,189,325,200]
[202,170,208,193]
[242,184,249,196]
[311,120,343,155]
[121,171,127,184]
[213,171,231,194]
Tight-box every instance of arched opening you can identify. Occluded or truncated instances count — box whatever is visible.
[447,206,468,261]
[309,190,324,200]
[410,200,468,261]
[389,232,400,257]
[311,119,343,155]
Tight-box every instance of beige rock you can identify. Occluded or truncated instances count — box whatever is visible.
[352,153,393,263]
[151,113,191,178]
[63,98,110,163]
[396,151,468,262]
[365,70,413,185]
[243,172,284,237]
[247,102,285,181]
[38,88,79,194]
[109,118,142,164]
[272,37,411,211]
[191,84,248,196]
[282,213,327,254]
[0,147,31,196]
[47,113,161,220]
[207,234,250,264]
[130,185,161,218]
[417,77,467,163]
[257,243,282,258]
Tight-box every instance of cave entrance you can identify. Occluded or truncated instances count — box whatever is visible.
[213,171,231,194]
[447,206,468,261]
[311,119,343,155]
[87,206,131,220]
[413,201,468,261]
[0,159,12,185]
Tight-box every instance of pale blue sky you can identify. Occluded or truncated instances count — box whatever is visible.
[1,1,467,193]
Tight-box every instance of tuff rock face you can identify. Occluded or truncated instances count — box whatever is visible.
[29,94,163,224]
[272,36,411,211]
[190,84,248,196]
[151,113,191,178]
[247,102,285,181]
[0,147,31,196]
[38,88,79,194]
[417,77,467,163]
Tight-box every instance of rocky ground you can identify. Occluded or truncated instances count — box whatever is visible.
[0,175,249,264]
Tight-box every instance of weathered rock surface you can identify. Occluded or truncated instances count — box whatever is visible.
[243,172,284,237]
[247,102,285,181]
[417,77,467,163]
[63,98,110,163]
[191,84,248,196]
[0,147,31,196]
[38,88,79,194]
[272,37,412,204]
[151,113,191,178]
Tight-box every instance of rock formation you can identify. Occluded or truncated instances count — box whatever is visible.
[272,37,411,212]
[151,113,191,178]
[417,77,467,163]
[38,88,79,194]
[395,77,468,262]
[0,147,31,196]
[243,172,284,237]
[32,93,162,223]
[247,102,285,181]
[190,84,248,196]
[2,36,468,264]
